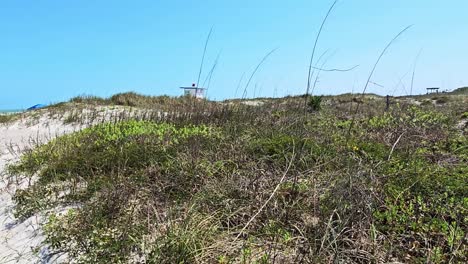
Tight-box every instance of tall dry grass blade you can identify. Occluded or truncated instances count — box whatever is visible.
[311,50,335,96]
[410,48,423,96]
[196,27,213,88]
[346,25,413,140]
[235,148,295,241]
[202,50,222,91]
[234,72,246,98]
[304,0,339,110]
[311,65,359,72]
[241,48,277,99]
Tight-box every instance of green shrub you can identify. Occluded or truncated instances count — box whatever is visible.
[0,114,16,123]
[6,94,467,263]
[8,120,224,262]
[368,112,398,129]
[147,212,220,263]
[249,134,299,160]
[420,99,433,106]
[109,92,193,108]
[9,120,219,219]
[375,156,467,262]
[70,95,108,105]
[434,96,450,104]
[308,96,323,111]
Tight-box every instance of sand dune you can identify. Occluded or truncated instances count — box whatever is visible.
[0,107,131,263]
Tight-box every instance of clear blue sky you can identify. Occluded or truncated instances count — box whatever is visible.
[1,0,467,109]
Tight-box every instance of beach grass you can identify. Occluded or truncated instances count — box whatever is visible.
[5,91,467,263]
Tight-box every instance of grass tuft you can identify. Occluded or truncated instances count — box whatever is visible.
[6,93,468,263]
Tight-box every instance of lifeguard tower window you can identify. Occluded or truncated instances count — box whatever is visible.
[180,86,206,99]
[426,87,440,94]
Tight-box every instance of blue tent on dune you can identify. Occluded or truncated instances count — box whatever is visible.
[27,104,46,111]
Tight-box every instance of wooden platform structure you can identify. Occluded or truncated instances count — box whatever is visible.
[426,87,440,94]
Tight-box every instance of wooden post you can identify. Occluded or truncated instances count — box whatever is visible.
[386,95,390,111]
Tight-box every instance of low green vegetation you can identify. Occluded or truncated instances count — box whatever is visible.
[308,95,323,111]
[449,87,468,95]
[0,113,18,123]
[7,94,467,263]
[67,92,215,111]
[0,115,11,123]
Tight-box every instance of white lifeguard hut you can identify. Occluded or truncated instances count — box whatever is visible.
[180,83,206,99]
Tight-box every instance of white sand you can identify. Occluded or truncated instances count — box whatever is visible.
[0,113,81,263]
[0,106,137,263]
[242,100,264,106]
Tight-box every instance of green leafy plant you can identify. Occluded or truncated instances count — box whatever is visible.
[308,95,323,111]
[6,92,467,263]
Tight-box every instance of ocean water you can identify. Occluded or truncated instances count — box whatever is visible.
[0,109,23,114]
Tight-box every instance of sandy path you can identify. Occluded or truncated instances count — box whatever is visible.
[0,114,83,263]
[0,106,150,263]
